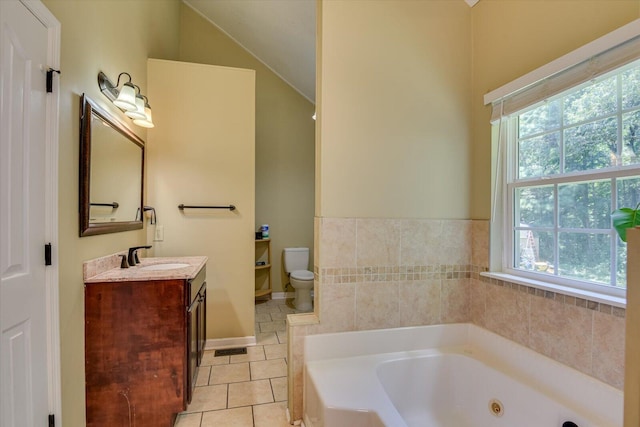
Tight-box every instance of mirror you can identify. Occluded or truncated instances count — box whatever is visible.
[79,94,144,236]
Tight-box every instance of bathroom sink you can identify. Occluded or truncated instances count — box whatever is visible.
[140,263,190,271]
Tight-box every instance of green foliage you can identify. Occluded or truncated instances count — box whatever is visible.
[612,203,640,242]
[514,60,640,287]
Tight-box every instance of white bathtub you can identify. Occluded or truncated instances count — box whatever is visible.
[303,324,622,427]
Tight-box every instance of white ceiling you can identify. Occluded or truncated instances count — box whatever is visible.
[184,0,317,103]
[183,0,480,106]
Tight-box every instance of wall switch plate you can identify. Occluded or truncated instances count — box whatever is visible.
[154,225,164,241]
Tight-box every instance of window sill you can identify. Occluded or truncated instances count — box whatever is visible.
[480,272,626,309]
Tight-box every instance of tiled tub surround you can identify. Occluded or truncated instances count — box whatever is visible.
[303,324,622,427]
[286,218,627,422]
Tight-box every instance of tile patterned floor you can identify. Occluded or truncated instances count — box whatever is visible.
[174,298,299,427]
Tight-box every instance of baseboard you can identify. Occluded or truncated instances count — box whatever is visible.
[272,292,294,300]
[205,335,257,350]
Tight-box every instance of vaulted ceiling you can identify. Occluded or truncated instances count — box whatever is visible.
[183,0,479,105]
[184,0,316,103]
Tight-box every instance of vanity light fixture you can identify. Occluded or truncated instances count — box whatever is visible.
[125,86,147,120]
[98,71,154,128]
[132,96,154,128]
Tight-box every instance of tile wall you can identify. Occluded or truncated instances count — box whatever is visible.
[287,218,626,422]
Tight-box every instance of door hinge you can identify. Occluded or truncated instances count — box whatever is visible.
[45,243,52,266]
[46,68,61,93]
[48,414,55,427]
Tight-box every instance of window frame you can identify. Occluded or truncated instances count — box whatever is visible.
[485,19,640,304]
[500,66,640,299]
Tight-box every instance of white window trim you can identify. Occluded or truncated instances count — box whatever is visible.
[485,19,640,305]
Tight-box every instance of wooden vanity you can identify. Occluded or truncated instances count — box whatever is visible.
[84,256,207,427]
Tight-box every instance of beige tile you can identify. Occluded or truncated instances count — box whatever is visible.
[276,330,287,344]
[355,282,399,330]
[319,283,356,332]
[174,412,202,427]
[319,217,357,267]
[264,343,287,360]
[471,220,489,268]
[256,312,272,322]
[469,278,486,326]
[356,219,401,266]
[184,384,227,413]
[400,219,442,266]
[256,303,283,314]
[201,351,229,366]
[256,332,279,345]
[270,311,288,321]
[200,406,253,427]
[484,284,530,346]
[440,279,469,323]
[529,296,593,374]
[260,320,286,333]
[592,311,625,389]
[438,220,472,265]
[230,345,265,363]
[251,358,287,380]
[279,305,297,314]
[210,362,250,384]
[270,377,288,402]
[228,379,274,408]
[253,401,291,427]
[399,280,440,326]
[196,365,211,386]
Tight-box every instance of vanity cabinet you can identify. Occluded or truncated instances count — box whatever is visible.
[85,265,206,427]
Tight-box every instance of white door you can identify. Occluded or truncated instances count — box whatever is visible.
[0,1,53,426]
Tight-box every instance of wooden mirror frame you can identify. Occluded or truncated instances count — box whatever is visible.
[79,94,144,237]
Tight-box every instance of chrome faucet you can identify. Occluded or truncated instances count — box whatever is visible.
[127,245,152,266]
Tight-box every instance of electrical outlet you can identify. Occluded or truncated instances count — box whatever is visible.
[154,225,164,241]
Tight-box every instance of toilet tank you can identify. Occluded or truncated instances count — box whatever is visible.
[283,247,309,273]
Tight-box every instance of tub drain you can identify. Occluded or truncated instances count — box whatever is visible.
[489,399,504,417]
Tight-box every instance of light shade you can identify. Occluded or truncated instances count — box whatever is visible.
[113,82,137,111]
[126,95,146,120]
[133,105,154,128]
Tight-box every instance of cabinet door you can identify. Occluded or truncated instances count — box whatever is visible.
[187,297,199,404]
[197,286,206,366]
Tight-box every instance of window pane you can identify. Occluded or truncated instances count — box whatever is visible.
[564,117,617,172]
[519,100,561,138]
[622,63,640,110]
[518,132,560,178]
[516,186,554,228]
[558,233,610,284]
[558,180,611,229]
[617,238,627,288]
[516,230,554,274]
[622,110,640,166]
[617,176,640,211]
[564,76,617,125]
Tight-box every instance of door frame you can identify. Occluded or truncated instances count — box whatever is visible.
[19,0,62,420]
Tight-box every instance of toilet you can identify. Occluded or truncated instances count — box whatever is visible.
[283,247,314,312]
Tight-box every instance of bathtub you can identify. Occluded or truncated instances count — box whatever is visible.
[303,324,622,427]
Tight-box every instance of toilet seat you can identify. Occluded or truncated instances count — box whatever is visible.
[291,270,313,280]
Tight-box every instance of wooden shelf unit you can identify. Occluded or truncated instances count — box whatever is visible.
[255,238,272,299]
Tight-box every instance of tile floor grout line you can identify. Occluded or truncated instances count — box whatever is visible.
[176,298,303,426]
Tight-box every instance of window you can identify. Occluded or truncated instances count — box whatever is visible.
[504,59,640,295]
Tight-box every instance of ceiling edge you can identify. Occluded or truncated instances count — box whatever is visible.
[465,0,480,7]
[182,1,315,105]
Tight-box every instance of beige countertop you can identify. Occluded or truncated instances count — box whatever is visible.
[84,256,207,283]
